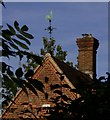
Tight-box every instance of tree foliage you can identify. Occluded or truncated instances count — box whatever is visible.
[23,37,73,72]
[23,52,39,72]
[36,73,110,120]
[41,37,69,62]
[40,37,73,66]
[1,21,43,108]
[12,71,110,120]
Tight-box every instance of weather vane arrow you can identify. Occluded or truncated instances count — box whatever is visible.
[45,11,56,39]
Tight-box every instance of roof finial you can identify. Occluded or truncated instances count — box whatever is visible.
[45,11,56,39]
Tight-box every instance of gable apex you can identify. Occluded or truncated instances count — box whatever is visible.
[35,52,92,89]
[32,52,75,89]
[43,53,75,89]
[44,53,51,59]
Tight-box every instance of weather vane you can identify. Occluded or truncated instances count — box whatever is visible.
[45,11,56,39]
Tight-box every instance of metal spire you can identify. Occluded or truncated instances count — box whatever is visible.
[45,11,56,39]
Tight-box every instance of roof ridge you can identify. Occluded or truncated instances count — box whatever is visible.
[44,53,51,59]
[52,57,92,88]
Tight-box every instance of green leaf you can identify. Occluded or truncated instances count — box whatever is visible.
[12,77,21,87]
[2,29,13,36]
[31,54,42,65]
[2,50,9,58]
[25,70,34,79]
[13,78,29,96]
[12,38,29,50]
[2,94,16,104]
[21,25,29,31]
[9,42,19,50]
[3,74,11,82]
[50,84,61,90]
[62,95,69,101]
[2,32,11,40]
[21,84,29,96]
[2,62,8,73]
[15,67,23,78]
[14,21,20,31]
[4,82,16,95]
[7,67,14,77]
[54,90,62,95]
[21,31,34,39]
[16,51,23,61]
[2,41,10,50]
[28,78,44,93]
[21,51,32,60]
[16,34,31,45]
[7,24,16,35]
[2,49,16,58]
[2,100,8,107]
[23,81,38,96]
[62,84,71,89]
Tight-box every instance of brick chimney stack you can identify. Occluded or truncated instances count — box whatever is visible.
[76,34,99,79]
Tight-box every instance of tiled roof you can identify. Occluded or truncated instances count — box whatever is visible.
[53,57,93,88]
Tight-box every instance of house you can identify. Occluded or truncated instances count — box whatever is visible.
[2,34,99,119]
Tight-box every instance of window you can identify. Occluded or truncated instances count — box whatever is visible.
[42,104,51,115]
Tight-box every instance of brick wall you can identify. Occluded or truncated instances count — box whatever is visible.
[76,34,99,79]
[2,57,77,119]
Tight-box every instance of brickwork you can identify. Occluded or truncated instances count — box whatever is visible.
[76,35,99,79]
[2,55,77,119]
